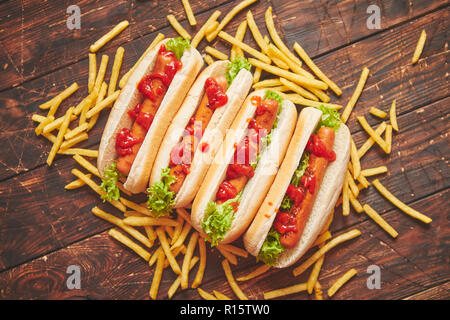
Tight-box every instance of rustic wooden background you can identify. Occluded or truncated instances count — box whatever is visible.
[0,0,448,300]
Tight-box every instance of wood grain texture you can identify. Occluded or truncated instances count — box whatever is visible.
[0,0,448,299]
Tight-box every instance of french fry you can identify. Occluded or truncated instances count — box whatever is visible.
[207,0,257,41]
[197,288,217,300]
[363,204,398,238]
[79,92,98,126]
[222,259,248,300]
[59,132,88,151]
[341,67,370,123]
[47,107,73,166]
[164,245,186,269]
[218,31,271,64]
[92,207,152,248]
[357,116,389,153]
[265,7,303,67]
[369,107,387,118]
[350,138,361,179]
[73,154,100,177]
[148,247,163,267]
[203,54,214,65]
[149,249,165,300]
[357,122,387,158]
[314,281,323,300]
[253,78,282,88]
[275,91,342,109]
[39,82,79,110]
[205,21,219,36]
[119,33,165,88]
[311,230,332,247]
[64,123,89,141]
[361,166,388,177]
[213,290,232,300]
[108,228,151,261]
[279,77,318,101]
[248,58,328,90]
[217,246,238,265]
[246,10,269,54]
[168,256,199,298]
[205,46,228,60]
[270,56,289,70]
[253,67,262,83]
[93,54,109,96]
[390,99,399,131]
[71,169,126,212]
[306,249,325,294]
[171,221,192,250]
[108,46,124,97]
[328,268,357,297]
[58,148,98,157]
[349,192,363,213]
[167,14,191,40]
[191,11,221,48]
[230,20,247,60]
[181,0,197,26]
[347,171,359,197]
[35,115,54,136]
[372,179,432,223]
[86,90,120,119]
[42,113,77,134]
[412,29,426,64]
[171,215,184,245]
[122,216,178,227]
[264,282,307,300]
[385,124,393,154]
[90,20,129,53]
[46,97,63,118]
[119,197,152,216]
[342,173,350,216]
[237,264,271,282]
[156,227,181,275]
[192,237,207,288]
[293,229,361,277]
[217,244,248,258]
[88,53,97,93]
[293,42,342,96]
[64,173,92,190]
[181,231,199,289]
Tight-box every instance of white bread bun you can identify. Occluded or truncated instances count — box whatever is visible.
[191,90,298,244]
[97,38,203,194]
[150,62,253,207]
[244,107,351,268]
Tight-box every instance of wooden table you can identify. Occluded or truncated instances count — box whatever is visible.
[0,0,448,300]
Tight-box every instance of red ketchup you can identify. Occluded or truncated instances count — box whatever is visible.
[128,104,154,131]
[200,142,209,153]
[226,163,255,179]
[286,184,306,204]
[115,128,142,156]
[216,181,238,201]
[204,77,228,109]
[273,211,298,235]
[306,134,336,161]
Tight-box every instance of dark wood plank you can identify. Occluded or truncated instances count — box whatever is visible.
[0,7,447,181]
[0,0,233,91]
[403,281,450,300]
[0,186,446,299]
[272,0,447,56]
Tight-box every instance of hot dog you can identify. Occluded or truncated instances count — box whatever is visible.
[191,90,298,245]
[244,106,351,268]
[147,58,253,217]
[97,37,203,196]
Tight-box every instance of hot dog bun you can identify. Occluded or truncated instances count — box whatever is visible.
[150,60,253,207]
[244,107,351,268]
[97,38,203,193]
[191,90,297,244]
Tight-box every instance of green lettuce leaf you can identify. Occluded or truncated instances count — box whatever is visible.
[166,37,191,60]
[257,229,284,266]
[226,56,251,86]
[264,90,283,107]
[290,153,310,187]
[201,192,242,246]
[146,168,176,217]
[100,162,120,202]
[315,105,342,132]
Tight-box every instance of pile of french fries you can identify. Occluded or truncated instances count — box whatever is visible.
[30,0,431,300]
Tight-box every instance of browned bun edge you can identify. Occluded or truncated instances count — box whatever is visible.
[97,38,203,193]
[191,91,298,244]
